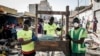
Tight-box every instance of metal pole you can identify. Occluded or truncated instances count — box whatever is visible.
[78,0,79,17]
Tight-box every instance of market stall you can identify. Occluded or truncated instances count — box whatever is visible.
[34,4,70,56]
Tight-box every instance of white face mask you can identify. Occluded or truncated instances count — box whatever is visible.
[74,23,79,27]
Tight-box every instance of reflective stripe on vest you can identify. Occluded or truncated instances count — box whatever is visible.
[70,28,74,50]
[71,28,85,52]
[78,29,85,51]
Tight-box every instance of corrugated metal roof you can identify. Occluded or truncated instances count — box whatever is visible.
[0,5,17,14]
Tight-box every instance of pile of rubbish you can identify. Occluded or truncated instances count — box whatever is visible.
[85,33,100,56]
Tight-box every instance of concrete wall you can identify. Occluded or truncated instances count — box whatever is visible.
[79,10,93,21]
[29,4,36,14]
[93,0,100,11]
[29,0,52,20]
[78,10,93,28]
[38,0,52,19]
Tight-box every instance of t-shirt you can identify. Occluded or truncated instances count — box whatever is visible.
[44,23,57,36]
[17,30,34,52]
[38,23,43,34]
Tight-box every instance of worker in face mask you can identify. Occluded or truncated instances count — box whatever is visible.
[66,17,88,56]
[73,18,80,29]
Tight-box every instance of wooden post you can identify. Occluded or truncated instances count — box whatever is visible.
[35,4,38,36]
[63,6,70,56]
[66,6,69,35]
[61,14,64,41]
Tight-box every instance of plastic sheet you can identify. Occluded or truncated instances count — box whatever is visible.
[38,35,60,41]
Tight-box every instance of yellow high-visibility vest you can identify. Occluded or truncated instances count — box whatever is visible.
[17,30,34,52]
[44,23,57,36]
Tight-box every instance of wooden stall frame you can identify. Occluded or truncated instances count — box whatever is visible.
[35,4,70,56]
[35,5,70,40]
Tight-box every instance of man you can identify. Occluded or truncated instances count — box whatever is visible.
[93,17,98,33]
[44,17,57,36]
[0,15,6,39]
[17,20,36,56]
[11,24,17,40]
[38,18,43,34]
[82,16,86,28]
[67,17,87,56]
[43,17,64,56]
[37,18,43,38]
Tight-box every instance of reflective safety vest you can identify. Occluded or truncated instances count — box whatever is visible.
[70,28,86,53]
[57,31,61,35]
[44,23,57,36]
[43,23,48,31]
[17,30,34,52]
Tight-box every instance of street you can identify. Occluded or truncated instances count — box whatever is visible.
[0,0,100,56]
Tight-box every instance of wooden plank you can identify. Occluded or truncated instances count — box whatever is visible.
[35,41,69,51]
[37,11,66,15]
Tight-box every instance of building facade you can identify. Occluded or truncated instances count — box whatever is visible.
[29,0,52,21]
[29,4,36,15]
[78,9,93,29]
